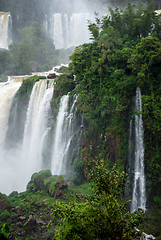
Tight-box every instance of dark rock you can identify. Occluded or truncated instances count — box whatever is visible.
[54,67,59,72]
[53,89,59,99]
[47,73,58,79]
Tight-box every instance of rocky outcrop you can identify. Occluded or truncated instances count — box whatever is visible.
[44,175,68,198]
[27,170,68,198]
[47,73,58,79]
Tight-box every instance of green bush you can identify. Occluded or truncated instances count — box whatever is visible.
[50,159,144,240]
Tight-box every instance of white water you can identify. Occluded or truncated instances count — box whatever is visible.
[21,80,54,182]
[51,94,78,175]
[131,87,146,212]
[0,64,79,194]
[0,12,12,49]
[0,78,54,194]
[0,78,22,194]
[45,13,94,49]
[0,79,22,150]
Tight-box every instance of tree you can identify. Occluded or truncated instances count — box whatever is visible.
[50,159,144,240]
[9,42,33,75]
[93,26,121,88]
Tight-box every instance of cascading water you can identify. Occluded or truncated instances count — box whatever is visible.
[0,70,80,194]
[0,78,22,194]
[131,87,146,212]
[45,13,94,49]
[0,78,55,194]
[0,78,22,150]
[21,80,54,182]
[0,12,12,49]
[51,94,78,175]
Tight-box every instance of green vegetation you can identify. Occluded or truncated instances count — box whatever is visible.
[67,1,161,199]
[50,159,144,240]
[0,1,161,238]
[58,66,72,74]
[48,2,161,216]
[0,22,73,76]
[68,3,157,163]
[0,224,10,240]
[17,75,46,100]
[0,171,95,239]
[54,74,75,96]
[48,3,161,237]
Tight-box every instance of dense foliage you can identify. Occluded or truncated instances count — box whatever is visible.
[50,159,144,240]
[56,3,161,237]
[0,172,92,239]
[68,1,161,200]
[1,1,161,238]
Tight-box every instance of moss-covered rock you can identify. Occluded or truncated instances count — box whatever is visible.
[27,170,52,192]
[26,170,68,197]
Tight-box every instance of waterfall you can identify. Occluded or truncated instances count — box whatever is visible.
[21,80,54,182]
[0,12,12,49]
[0,78,22,150]
[0,78,22,194]
[45,13,94,49]
[0,78,54,194]
[51,95,69,175]
[131,87,146,212]
[67,13,92,49]
[51,94,78,175]
[52,13,64,49]
[0,71,80,194]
